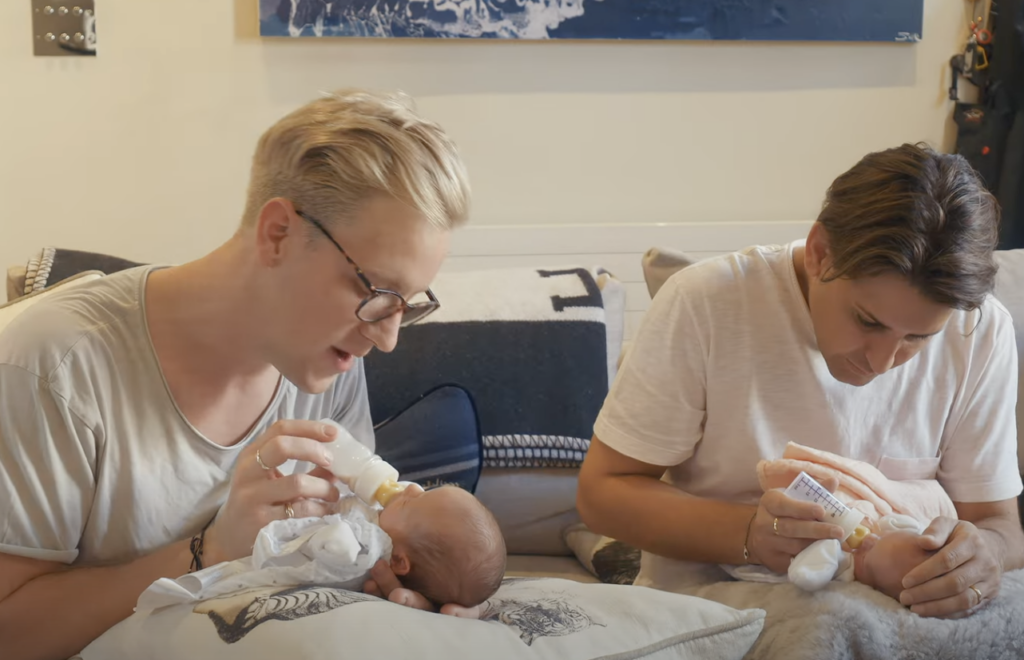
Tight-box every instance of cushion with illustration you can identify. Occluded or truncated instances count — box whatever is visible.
[77,577,764,660]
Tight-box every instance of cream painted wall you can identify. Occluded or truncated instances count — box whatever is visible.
[0,1,969,273]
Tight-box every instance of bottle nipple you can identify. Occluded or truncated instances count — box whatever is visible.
[846,525,871,549]
[373,480,406,507]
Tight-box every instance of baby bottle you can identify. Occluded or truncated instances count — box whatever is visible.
[783,472,872,549]
[320,418,405,506]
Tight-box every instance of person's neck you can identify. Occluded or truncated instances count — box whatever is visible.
[145,236,276,385]
[792,243,811,305]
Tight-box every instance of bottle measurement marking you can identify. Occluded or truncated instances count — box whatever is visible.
[790,475,847,519]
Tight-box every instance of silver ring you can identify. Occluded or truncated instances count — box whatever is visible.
[970,584,983,605]
[285,504,295,519]
[256,449,272,471]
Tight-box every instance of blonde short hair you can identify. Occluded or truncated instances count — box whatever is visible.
[241,89,470,230]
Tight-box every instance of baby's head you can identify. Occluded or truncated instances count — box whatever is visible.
[377,484,507,608]
[853,530,937,600]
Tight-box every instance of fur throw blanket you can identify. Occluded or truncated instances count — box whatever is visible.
[676,568,1024,660]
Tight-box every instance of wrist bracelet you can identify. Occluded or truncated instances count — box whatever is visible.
[189,529,206,573]
[742,511,758,564]
[189,517,215,573]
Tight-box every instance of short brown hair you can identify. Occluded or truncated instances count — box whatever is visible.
[241,89,470,231]
[816,143,999,311]
[401,489,506,608]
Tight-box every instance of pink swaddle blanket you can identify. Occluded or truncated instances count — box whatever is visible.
[757,442,957,534]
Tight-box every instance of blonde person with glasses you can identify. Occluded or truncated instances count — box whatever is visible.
[0,89,477,660]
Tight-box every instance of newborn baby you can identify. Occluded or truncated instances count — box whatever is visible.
[376,483,508,607]
[724,512,931,598]
[851,529,937,600]
[136,483,507,612]
[767,516,937,599]
[723,439,954,603]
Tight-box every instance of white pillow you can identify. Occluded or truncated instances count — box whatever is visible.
[993,249,1024,475]
[596,268,626,386]
[5,265,27,302]
[77,578,765,660]
[0,271,104,332]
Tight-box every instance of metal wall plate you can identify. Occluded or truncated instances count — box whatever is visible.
[32,0,96,56]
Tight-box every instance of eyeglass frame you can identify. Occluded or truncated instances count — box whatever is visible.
[295,209,440,327]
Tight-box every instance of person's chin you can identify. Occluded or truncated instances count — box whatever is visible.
[290,376,336,395]
[282,349,359,393]
[283,366,342,395]
[827,359,875,387]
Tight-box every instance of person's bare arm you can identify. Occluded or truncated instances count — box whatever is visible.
[0,419,343,660]
[576,437,843,571]
[0,541,198,660]
[901,498,1023,618]
[957,499,1024,572]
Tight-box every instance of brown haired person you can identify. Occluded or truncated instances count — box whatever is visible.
[578,143,1024,619]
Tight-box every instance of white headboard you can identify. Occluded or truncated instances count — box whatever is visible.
[443,221,814,338]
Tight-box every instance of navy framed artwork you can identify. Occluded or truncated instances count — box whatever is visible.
[258,1,924,43]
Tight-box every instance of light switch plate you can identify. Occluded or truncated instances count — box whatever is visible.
[32,0,96,56]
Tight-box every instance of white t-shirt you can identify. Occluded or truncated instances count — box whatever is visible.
[594,241,1022,591]
[0,266,374,566]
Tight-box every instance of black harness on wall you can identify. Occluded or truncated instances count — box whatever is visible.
[953,0,1024,249]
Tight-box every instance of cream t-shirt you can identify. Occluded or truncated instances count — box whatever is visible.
[594,241,1022,591]
[0,266,373,566]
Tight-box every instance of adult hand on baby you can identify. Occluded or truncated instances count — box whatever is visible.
[747,475,847,574]
[898,517,1000,618]
[202,420,342,566]
[364,560,485,619]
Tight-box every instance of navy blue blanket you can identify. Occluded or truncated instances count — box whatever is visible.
[364,266,609,469]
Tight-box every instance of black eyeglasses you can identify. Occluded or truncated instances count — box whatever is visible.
[296,209,440,327]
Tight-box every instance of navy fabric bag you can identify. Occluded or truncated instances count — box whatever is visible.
[372,384,483,494]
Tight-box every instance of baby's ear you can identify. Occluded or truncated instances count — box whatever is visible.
[390,551,411,577]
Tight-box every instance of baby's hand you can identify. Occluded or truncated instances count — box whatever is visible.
[364,560,483,618]
[844,532,880,554]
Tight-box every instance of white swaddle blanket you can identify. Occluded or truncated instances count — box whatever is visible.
[136,498,392,613]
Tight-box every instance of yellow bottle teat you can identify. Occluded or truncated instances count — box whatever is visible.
[846,525,871,549]
[373,479,405,507]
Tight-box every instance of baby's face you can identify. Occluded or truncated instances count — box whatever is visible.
[854,530,936,600]
[378,484,475,539]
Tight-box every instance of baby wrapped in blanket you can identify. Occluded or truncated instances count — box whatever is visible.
[137,483,507,612]
[723,442,958,600]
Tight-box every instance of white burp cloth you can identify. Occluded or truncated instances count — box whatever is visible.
[787,539,854,591]
[136,500,392,612]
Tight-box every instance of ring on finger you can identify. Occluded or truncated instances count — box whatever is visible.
[773,517,780,535]
[285,503,295,519]
[969,584,983,605]
[256,449,272,471]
